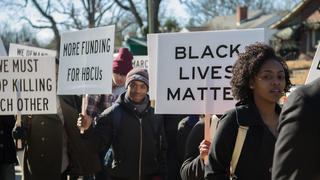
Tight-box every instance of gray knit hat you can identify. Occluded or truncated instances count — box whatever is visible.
[125,68,149,88]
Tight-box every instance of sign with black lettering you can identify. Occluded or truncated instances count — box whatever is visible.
[154,29,264,114]
[147,34,158,100]
[0,39,7,56]
[133,56,148,69]
[0,57,56,115]
[57,25,115,95]
[306,45,320,84]
[9,43,57,57]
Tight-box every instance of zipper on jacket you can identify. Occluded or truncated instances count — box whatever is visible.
[139,117,142,180]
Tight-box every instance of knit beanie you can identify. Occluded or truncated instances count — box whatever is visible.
[125,68,149,88]
[113,47,133,75]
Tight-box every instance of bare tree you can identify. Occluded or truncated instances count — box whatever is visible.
[28,0,61,53]
[114,0,163,34]
[0,24,40,51]
[1,0,126,53]
[56,0,115,29]
[0,0,63,54]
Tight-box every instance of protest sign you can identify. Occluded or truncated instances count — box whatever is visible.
[305,45,320,84]
[147,34,158,100]
[9,43,57,57]
[155,29,264,114]
[57,25,115,95]
[133,56,148,69]
[0,39,7,56]
[0,56,56,115]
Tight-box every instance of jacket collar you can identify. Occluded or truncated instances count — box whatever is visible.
[116,92,151,117]
[235,99,281,127]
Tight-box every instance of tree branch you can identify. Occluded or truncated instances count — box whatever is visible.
[95,2,114,26]
[114,0,130,10]
[21,17,52,29]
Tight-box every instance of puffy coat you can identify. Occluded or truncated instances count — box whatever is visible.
[85,92,167,180]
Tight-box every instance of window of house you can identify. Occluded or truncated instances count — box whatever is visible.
[312,29,320,48]
[315,30,320,48]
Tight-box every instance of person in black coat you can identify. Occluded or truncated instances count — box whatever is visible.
[0,115,17,180]
[180,119,212,180]
[272,78,320,180]
[177,115,200,165]
[205,43,291,180]
[79,68,167,180]
[164,114,188,180]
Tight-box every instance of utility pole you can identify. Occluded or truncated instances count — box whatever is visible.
[148,0,155,33]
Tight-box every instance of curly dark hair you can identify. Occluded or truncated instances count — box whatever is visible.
[230,42,292,101]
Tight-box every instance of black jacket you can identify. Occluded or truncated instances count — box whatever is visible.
[180,120,204,180]
[205,100,280,180]
[0,115,17,164]
[272,78,320,180]
[18,96,100,180]
[86,92,167,180]
[177,116,197,165]
[164,114,188,180]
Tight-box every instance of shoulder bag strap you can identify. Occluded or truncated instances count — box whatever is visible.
[230,125,249,178]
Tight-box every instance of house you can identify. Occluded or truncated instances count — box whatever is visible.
[270,0,320,59]
[181,6,286,45]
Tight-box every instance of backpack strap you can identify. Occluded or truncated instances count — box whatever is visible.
[230,125,249,178]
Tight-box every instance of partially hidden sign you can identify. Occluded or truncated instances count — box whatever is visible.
[147,34,158,100]
[9,43,57,57]
[58,25,115,95]
[0,39,7,56]
[133,56,148,69]
[155,29,264,114]
[0,56,56,115]
[305,45,320,84]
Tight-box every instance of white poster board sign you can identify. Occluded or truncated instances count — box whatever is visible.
[57,25,115,95]
[133,56,148,69]
[9,43,57,57]
[305,46,320,84]
[147,34,158,100]
[0,39,7,56]
[0,56,57,115]
[155,29,264,114]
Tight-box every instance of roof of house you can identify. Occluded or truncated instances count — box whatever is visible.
[270,0,313,29]
[201,10,283,30]
[182,10,286,32]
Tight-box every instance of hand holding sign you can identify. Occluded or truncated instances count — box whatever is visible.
[77,113,91,131]
[199,139,211,164]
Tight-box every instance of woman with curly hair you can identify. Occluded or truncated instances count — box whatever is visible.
[204,42,291,180]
